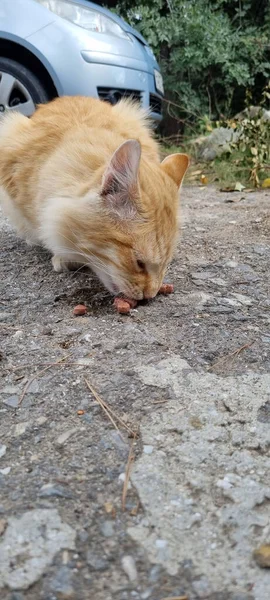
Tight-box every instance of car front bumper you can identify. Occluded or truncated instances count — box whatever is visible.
[27,20,163,121]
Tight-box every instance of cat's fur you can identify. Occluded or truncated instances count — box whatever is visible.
[0,96,189,299]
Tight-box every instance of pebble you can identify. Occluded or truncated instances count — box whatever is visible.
[253,544,270,567]
[121,555,138,583]
[143,445,154,455]
[86,550,108,571]
[55,428,78,447]
[100,520,115,537]
[13,422,29,437]
[13,330,24,340]
[38,483,73,499]
[0,445,7,458]
[35,416,48,426]
[0,467,11,475]
[49,566,74,597]
[3,396,20,409]
[0,518,7,535]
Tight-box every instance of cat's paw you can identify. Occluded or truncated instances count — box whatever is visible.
[52,255,70,273]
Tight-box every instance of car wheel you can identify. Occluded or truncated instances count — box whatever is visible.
[0,57,49,117]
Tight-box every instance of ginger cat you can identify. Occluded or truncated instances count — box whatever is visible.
[0,96,189,300]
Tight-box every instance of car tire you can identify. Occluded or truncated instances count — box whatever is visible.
[0,57,49,117]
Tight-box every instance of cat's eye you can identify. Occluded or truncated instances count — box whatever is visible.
[137,260,146,272]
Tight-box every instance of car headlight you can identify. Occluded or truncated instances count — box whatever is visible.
[35,0,129,38]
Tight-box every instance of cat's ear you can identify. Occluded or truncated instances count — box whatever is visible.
[101,139,141,220]
[161,153,189,188]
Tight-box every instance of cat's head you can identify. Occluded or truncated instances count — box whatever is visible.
[57,140,189,299]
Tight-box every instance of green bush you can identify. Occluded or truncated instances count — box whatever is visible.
[113,0,270,128]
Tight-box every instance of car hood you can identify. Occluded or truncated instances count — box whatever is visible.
[77,0,149,47]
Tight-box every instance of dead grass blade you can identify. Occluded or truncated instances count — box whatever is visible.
[161,597,188,600]
[84,378,137,438]
[85,378,123,438]
[18,355,70,405]
[122,439,135,511]
[208,341,254,371]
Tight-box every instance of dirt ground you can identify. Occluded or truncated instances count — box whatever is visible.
[0,185,270,600]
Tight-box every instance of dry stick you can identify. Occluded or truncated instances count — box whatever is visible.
[85,378,136,438]
[18,355,70,405]
[122,439,135,512]
[85,378,123,438]
[161,597,188,600]
[208,341,254,372]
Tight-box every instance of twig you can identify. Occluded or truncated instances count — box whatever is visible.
[84,379,137,438]
[161,597,188,600]
[122,439,135,511]
[85,378,123,438]
[208,341,254,371]
[152,399,169,404]
[18,355,70,405]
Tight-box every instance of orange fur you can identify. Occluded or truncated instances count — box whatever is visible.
[0,96,189,299]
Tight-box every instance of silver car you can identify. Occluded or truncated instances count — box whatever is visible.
[0,0,164,120]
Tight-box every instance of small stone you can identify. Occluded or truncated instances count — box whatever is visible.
[191,270,214,280]
[121,555,138,583]
[143,445,154,455]
[49,566,74,597]
[42,326,53,335]
[192,576,212,597]
[0,445,6,458]
[9,593,25,600]
[38,483,73,499]
[0,519,7,535]
[36,416,48,426]
[100,520,115,537]
[0,509,75,589]
[13,422,29,437]
[0,467,11,475]
[55,428,78,447]
[257,400,270,423]
[13,330,24,340]
[3,396,19,409]
[253,544,270,568]
[86,550,108,571]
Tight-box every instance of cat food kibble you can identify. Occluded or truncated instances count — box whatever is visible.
[159,283,174,295]
[113,298,135,314]
[73,304,87,316]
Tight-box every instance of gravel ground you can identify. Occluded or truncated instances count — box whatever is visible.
[0,186,270,600]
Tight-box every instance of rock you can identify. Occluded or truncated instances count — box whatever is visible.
[9,593,25,600]
[55,428,78,447]
[195,127,239,161]
[13,422,29,437]
[100,520,115,538]
[36,416,48,426]
[143,445,154,454]
[235,105,270,122]
[0,467,11,475]
[0,519,7,536]
[191,271,215,280]
[38,483,73,499]
[3,396,19,409]
[49,566,74,598]
[257,400,270,423]
[86,550,108,571]
[0,445,6,459]
[121,555,138,583]
[0,509,75,590]
[253,544,270,568]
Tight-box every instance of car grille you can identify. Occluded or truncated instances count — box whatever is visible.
[149,94,162,114]
[97,87,141,105]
